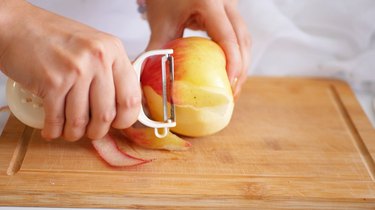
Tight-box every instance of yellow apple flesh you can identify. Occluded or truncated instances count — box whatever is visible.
[141,37,234,137]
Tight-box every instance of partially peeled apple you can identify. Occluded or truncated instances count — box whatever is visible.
[92,37,235,167]
[141,37,234,137]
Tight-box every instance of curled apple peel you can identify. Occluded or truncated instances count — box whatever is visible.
[92,134,151,167]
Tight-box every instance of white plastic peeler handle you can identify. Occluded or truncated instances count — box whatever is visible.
[133,49,176,138]
[6,49,176,138]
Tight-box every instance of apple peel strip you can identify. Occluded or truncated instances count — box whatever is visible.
[92,134,151,167]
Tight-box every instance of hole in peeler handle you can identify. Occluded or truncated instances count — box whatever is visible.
[154,127,169,138]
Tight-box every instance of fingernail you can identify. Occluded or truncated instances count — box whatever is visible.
[231,77,238,89]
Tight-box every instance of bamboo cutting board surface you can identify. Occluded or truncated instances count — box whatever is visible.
[0,77,375,209]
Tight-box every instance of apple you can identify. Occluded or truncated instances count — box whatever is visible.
[141,37,234,137]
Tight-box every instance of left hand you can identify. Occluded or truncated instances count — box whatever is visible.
[144,0,251,99]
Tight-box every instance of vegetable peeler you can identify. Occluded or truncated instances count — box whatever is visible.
[6,49,176,138]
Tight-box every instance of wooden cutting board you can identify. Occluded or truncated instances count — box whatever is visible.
[0,77,375,209]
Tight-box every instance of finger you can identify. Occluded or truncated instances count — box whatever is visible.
[41,93,65,140]
[203,5,242,88]
[63,81,90,141]
[225,3,251,98]
[86,71,116,140]
[233,73,247,101]
[111,52,141,129]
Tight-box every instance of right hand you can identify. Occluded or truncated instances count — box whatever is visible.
[0,1,141,141]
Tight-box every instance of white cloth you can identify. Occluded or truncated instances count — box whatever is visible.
[239,0,375,90]
[237,0,375,125]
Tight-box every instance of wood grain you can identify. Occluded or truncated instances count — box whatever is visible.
[0,77,374,209]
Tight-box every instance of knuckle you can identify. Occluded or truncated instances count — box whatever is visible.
[98,110,116,123]
[107,35,126,55]
[43,66,81,93]
[73,35,106,59]
[69,116,89,128]
[65,60,86,79]
[65,56,86,75]
[111,36,124,49]
[119,95,142,109]
[45,116,65,127]
[70,32,110,58]
[86,39,106,58]
[43,72,65,92]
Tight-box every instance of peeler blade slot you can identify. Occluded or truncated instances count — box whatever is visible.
[161,54,176,125]
[168,54,176,123]
[161,55,168,122]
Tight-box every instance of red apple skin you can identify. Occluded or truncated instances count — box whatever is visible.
[141,37,234,137]
[92,134,151,167]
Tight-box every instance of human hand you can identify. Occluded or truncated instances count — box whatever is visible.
[0,1,141,141]
[144,0,251,98]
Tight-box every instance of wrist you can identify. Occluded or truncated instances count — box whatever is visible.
[0,0,26,68]
[0,0,25,31]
